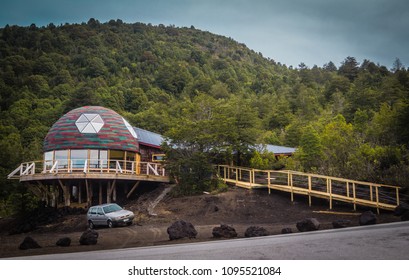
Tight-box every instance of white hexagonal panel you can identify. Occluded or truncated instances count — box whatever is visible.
[75,114,104,133]
[122,117,137,138]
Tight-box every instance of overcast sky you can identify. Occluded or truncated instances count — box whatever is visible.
[1,0,408,68]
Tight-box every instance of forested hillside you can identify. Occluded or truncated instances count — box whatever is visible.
[1,19,409,213]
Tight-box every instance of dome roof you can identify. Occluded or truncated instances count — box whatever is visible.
[44,106,139,152]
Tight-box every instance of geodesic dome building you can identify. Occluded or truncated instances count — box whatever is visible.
[8,106,168,207]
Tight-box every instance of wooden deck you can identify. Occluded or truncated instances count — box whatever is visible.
[216,165,401,213]
[8,160,170,206]
[8,160,170,183]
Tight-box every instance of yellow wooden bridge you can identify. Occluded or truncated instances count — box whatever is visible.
[216,165,401,213]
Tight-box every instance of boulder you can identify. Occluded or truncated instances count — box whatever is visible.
[79,229,99,245]
[19,236,41,250]
[394,204,409,216]
[281,228,293,234]
[167,220,197,240]
[296,218,320,232]
[212,224,237,238]
[56,237,71,247]
[244,226,269,237]
[332,219,351,229]
[359,211,377,226]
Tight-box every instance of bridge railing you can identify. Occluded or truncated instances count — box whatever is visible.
[216,165,400,212]
[8,160,167,179]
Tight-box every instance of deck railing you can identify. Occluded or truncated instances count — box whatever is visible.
[8,160,167,179]
[216,165,400,212]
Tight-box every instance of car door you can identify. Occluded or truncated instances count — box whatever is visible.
[96,206,106,225]
[88,207,98,224]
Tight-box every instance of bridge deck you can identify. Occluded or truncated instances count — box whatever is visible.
[217,165,400,212]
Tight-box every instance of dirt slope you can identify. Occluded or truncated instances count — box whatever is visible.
[0,186,400,258]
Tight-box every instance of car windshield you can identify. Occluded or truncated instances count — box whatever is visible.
[103,204,122,214]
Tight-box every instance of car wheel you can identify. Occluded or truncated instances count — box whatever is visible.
[107,220,114,228]
[88,221,95,229]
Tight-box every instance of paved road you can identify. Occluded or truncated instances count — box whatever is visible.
[8,221,409,260]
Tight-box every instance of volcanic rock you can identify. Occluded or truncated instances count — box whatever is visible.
[244,226,269,237]
[296,218,320,232]
[359,211,377,226]
[56,237,71,247]
[212,224,237,238]
[79,229,99,245]
[167,220,197,240]
[19,236,41,250]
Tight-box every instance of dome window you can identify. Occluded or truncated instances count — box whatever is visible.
[75,113,104,133]
[122,117,138,138]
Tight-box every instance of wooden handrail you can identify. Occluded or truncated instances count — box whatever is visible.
[7,160,167,178]
[216,165,400,212]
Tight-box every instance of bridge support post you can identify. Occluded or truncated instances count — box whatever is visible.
[58,179,70,207]
[375,186,380,214]
[127,181,140,199]
[289,171,294,202]
[99,182,103,204]
[78,181,82,204]
[268,171,271,194]
[329,179,332,210]
[308,175,312,207]
[352,183,356,211]
[86,179,92,207]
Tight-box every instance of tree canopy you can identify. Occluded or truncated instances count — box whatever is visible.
[1,20,409,207]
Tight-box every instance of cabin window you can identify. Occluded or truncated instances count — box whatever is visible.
[55,150,69,169]
[71,150,88,169]
[109,150,125,169]
[100,150,108,168]
[89,150,108,168]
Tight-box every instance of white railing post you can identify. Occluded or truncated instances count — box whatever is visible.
[22,162,35,175]
[49,161,58,173]
[83,159,88,173]
[147,163,159,176]
[7,164,23,179]
[116,161,123,173]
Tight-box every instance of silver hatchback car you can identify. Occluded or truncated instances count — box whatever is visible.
[87,203,134,229]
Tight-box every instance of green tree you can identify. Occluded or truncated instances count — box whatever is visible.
[338,56,359,81]
[298,125,322,171]
[323,61,337,72]
[64,85,101,111]
[319,115,356,176]
[223,96,262,165]
[163,94,229,194]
